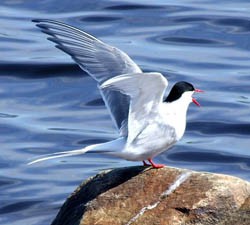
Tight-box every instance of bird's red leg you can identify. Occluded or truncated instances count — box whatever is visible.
[143,160,151,166]
[148,158,165,169]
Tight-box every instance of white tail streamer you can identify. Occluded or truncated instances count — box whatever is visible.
[27,137,126,165]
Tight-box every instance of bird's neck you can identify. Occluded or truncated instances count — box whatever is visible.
[161,101,191,140]
[167,99,190,114]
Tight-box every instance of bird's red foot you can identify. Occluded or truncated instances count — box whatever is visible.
[142,158,165,169]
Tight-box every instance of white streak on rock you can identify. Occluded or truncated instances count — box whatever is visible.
[126,171,192,225]
[162,171,192,198]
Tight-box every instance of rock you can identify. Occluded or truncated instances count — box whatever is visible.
[51,166,250,225]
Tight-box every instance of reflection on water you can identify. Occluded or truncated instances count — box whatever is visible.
[0,1,250,225]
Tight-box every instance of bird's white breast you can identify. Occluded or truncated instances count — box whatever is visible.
[160,102,187,141]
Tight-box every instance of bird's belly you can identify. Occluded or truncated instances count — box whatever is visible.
[123,123,177,161]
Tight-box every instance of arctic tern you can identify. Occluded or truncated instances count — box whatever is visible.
[29,19,203,168]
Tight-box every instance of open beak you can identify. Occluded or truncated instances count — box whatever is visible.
[192,89,204,107]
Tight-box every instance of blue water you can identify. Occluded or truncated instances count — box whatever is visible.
[0,0,250,224]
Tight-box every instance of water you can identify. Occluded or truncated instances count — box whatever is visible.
[0,0,250,224]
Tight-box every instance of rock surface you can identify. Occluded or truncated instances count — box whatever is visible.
[51,166,250,225]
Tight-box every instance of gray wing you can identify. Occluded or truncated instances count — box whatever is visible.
[33,19,142,135]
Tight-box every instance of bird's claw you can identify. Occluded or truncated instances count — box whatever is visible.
[142,159,165,168]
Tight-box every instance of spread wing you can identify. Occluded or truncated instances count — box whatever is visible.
[101,72,168,144]
[33,19,142,135]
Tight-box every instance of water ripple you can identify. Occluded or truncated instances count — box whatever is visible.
[0,200,43,214]
[0,63,84,78]
[158,36,225,45]
[105,4,163,11]
[80,16,122,22]
[213,17,250,33]
[173,16,210,23]
[168,151,250,166]
[0,113,17,118]
[189,121,250,136]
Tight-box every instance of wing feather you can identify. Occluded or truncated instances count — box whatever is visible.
[101,72,168,143]
[33,19,142,134]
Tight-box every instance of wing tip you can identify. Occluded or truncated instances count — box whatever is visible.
[32,19,66,28]
[32,18,49,24]
[31,18,40,23]
[32,18,55,23]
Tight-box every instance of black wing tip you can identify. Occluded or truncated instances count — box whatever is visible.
[32,19,39,23]
[47,37,61,46]
[47,36,57,42]
[32,18,59,25]
[32,18,46,23]
[55,44,71,54]
[35,23,48,29]
[32,19,51,29]
[32,18,68,25]
[32,18,55,23]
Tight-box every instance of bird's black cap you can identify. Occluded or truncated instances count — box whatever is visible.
[164,81,195,103]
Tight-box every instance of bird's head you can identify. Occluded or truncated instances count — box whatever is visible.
[164,81,203,107]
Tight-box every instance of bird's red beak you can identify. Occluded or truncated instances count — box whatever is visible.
[192,89,204,107]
